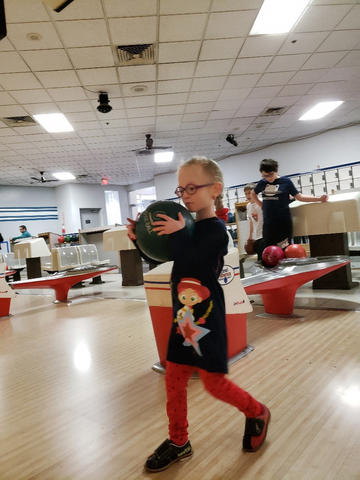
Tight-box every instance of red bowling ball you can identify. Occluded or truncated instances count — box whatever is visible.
[262,245,285,267]
[284,244,307,258]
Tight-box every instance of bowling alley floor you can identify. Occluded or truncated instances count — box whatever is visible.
[0,262,359,479]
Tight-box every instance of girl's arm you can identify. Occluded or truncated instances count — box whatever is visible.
[248,217,253,241]
[295,193,328,203]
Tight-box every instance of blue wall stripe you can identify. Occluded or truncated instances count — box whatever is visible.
[0,216,58,222]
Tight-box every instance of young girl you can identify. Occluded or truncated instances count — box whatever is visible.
[127,157,270,473]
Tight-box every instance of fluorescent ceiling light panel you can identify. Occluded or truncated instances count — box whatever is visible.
[33,113,74,133]
[250,0,311,35]
[299,101,344,121]
[154,151,174,163]
[53,172,76,180]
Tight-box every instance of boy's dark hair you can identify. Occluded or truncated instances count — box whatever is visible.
[259,159,278,173]
[19,225,27,230]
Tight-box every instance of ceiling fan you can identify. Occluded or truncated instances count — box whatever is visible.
[30,171,59,184]
[133,134,173,156]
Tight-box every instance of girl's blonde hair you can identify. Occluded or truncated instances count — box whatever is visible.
[179,156,224,210]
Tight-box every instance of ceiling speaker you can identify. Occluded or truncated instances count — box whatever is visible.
[0,0,6,41]
[41,0,74,12]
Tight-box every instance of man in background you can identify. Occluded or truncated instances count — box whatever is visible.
[10,225,31,243]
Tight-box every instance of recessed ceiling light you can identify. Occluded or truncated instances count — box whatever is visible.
[299,101,344,121]
[130,84,148,93]
[33,113,74,133]
[53,172,76,180]
[154,151,174,163]
[250,0,311,35]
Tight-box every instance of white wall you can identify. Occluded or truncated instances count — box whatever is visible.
[154,125,360,199]
[0,185,60,244]
[55,183,130,233]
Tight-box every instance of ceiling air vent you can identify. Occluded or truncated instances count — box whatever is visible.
[116,44,155,66]
[261,106,288,116]
[2,116,37,127]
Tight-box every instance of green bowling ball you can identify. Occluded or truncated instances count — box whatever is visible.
[135,200,195,263]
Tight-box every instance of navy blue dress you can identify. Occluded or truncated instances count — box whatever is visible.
[167,217,229,373]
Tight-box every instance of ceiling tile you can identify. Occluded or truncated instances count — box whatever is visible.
[225,74,261,89]
[288,69,329,84]
[217,87,252,101]
[23,103,60,114]
[118,65,156,83]
[158,41,201,63]
[248,86,282,98]
[191,76,227,91]
[7,23,63,50]
[205,11,257,39]
[160,0,211,14]
[0,92,17,105]
[0,52,29,73]
[302,51,347,70]
[124,96,156,108]
[0,72,42,90]
[4,0,48,22]
[195,60,233,77]
[337,51,360,68]
[239,35,286,57]
[208,110,235,120]
[320,66,360,82]
[56,20,109,48]
[335,5,360,30]
[0,105,28,116]
[36,70,80,88]
[279,32,329,55]
[48,87,87,101]
[257,71,295,86]
[109,17,157,45]
[211,0,262,11]
[0,38,14,52]
[266,54,310,73]
[48,0,104,19]
[158,79,192,94]
[308,81,348,95]
[294,5,352,32]
[317,30,360,52]
[199,38,245,61]
[21,50,72,71]
[9,89,52,104]
[279,84,313,96]
[77,67,117,86]
[157,93,188,105]
[66,111,98,122]
[185,102,214,113]
[127,107,156,118]
[157,104,185,115]
[67,47,114,68]
[158,62,196,80]
[232,57,272,75]
[188,91,220,103]
[58,100,93,113]
[105,0,157,16]
[160,14,207,42]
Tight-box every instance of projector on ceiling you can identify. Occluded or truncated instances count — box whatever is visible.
[41,0,74,12]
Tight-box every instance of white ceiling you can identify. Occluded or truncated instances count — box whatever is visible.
[0,0,360,187]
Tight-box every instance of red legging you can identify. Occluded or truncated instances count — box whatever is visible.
[166,361,262,445]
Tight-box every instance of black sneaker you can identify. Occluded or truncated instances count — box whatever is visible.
[145,439,193,472]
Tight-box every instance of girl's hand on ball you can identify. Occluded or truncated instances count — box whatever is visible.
[320,194,328,202]
[152,213,185,236]
[126,217,137,240]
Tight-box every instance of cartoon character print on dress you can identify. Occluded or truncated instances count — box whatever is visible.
[175,278,213,356]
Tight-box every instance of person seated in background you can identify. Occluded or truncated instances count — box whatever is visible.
[10,225,32,243]
[244,183,263,258]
